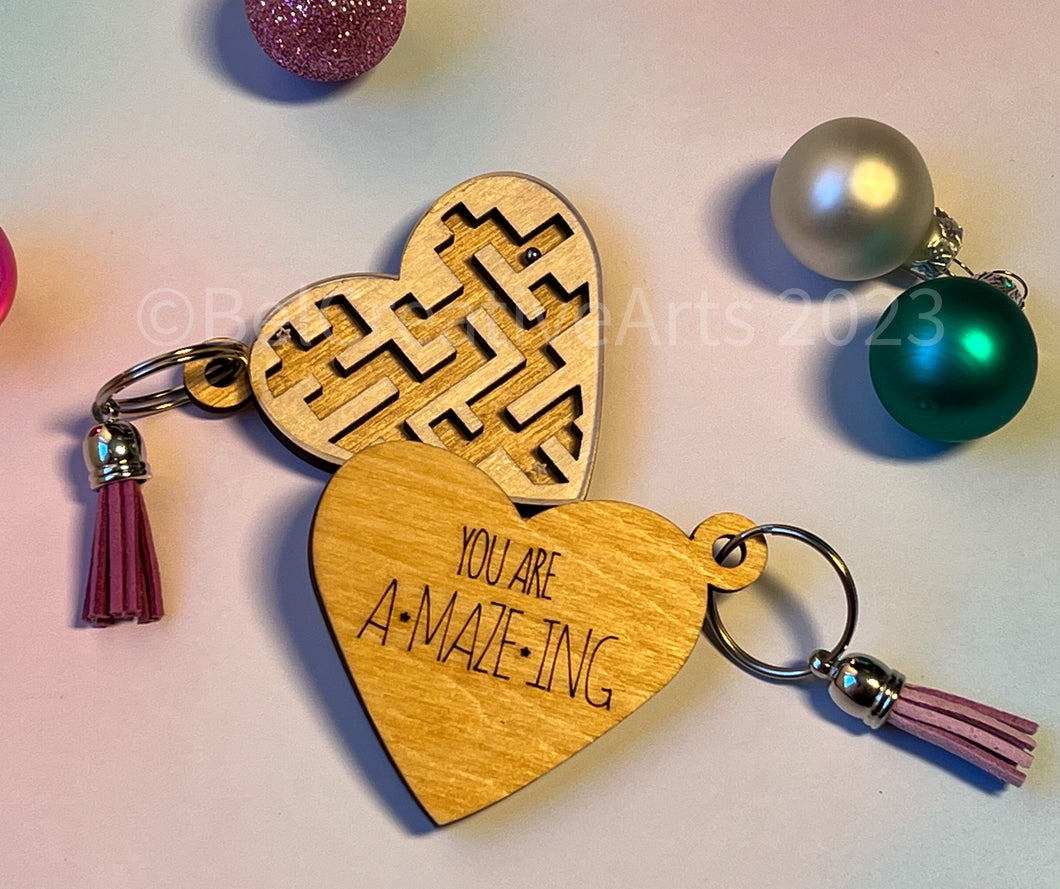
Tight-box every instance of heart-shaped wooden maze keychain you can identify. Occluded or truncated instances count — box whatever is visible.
[81,173,1039,824]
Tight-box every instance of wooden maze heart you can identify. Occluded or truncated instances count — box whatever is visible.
[249,173,602,505]
[311,441,767,824]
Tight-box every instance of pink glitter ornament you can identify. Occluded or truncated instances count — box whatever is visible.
[245,0,407,82]
[0,225,16,326]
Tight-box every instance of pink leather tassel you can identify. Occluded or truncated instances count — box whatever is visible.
[889,684,1038,787]
[82,480,163,626]
[817,652,1037,787]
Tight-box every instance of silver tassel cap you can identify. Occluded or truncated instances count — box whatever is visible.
[810,650,905,729]
[84,421,152,490]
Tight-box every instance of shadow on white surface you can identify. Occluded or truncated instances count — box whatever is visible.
[196,0,358,102]
[705,571,821,672]
[819,317,956,461]
[721,164,867,300]
[370,205,429,278]
[234,409,435,832]
[798,680,1010,795]
[59,410,96,628]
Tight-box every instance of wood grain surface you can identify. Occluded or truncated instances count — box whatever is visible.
[311,441,767,824]
[250,173,602,506]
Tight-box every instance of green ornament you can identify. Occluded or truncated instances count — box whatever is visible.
[869,276,1037,442]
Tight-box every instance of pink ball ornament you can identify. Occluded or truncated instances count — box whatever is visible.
[245,0,407,82]
[0,225,16,326]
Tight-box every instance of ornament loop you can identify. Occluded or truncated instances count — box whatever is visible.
[91,338,250,423]
[706,524,859,681]
[974,269,1028,308]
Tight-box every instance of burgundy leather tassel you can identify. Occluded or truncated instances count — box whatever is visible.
[816,652,1038,787]
[83,479,163,625]
[81,422,163,626]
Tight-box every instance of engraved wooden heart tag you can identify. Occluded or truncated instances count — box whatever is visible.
[311,441,767,824]
[250,173,602,506]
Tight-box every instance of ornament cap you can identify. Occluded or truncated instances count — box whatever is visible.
[906,207,964,280]
[905,208,1030,308]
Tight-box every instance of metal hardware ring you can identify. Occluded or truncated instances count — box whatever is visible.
[706,524,859,681]
[91,339,250,423]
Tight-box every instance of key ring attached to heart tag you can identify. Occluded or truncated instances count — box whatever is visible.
[77,173,1039,825]
[708,523,859,681]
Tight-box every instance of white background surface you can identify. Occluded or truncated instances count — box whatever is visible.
[1,2,1057,886]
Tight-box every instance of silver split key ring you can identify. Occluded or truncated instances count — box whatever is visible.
[91,339,250,423]
[707,524,859,680]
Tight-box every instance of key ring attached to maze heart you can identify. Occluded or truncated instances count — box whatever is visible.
[77,172,1039,825]
[91,339,251,424]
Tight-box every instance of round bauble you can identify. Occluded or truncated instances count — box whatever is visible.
[245,0,407,82]
[869,276,1037,441]
[0,225,16,327]
[771,118,935,281]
